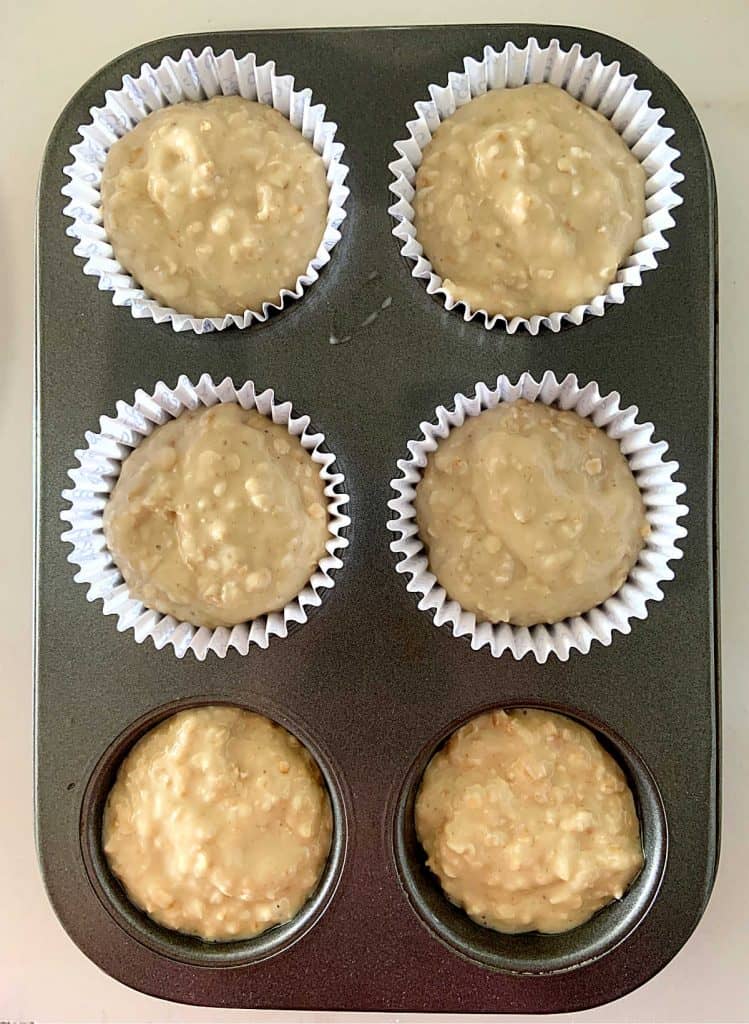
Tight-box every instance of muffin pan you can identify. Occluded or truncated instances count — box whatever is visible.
[35,25,719,1014]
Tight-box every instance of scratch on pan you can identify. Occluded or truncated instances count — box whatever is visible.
[330,293,393,344]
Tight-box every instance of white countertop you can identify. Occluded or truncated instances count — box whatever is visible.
[3,1,747,1021]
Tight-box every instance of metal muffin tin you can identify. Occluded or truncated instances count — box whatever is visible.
[34,24,719,1014]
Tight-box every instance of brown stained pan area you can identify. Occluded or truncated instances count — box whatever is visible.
[35,24,719,1015]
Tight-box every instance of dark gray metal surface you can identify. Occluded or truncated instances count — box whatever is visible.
[35,24,719,1014]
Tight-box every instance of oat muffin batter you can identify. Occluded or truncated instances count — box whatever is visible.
[416,708,643,934]
[103,403,329,629]
[413,83,646,318]
[103,706,333,941]
[101,96,329,316]
[414,400,648,626]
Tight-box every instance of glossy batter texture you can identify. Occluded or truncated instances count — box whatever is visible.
[101,96,329,316]
[103,706,333,941]
[103,403,329,629]
[413,83,646,318]
[414,400,648,626]
[415,708,644,934]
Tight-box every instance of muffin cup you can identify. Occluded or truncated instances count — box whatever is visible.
[60,374,350,659]
[387,371,687,662]
[82,694,350,966]
[388,37,683,335]
[62,47,350,334]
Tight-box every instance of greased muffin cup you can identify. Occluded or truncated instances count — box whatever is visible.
[388,38,683,335]
[387,371,688,662]
[60,374,350,659]
[62,47,350,333]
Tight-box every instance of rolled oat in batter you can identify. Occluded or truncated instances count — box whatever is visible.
[416,708,643,934]
[413,83,646,318]
[103,706,333,941]
[103,403,329,629]
[101,96,329,317]
[415,399,648,626]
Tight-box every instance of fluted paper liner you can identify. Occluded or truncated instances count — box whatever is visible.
[62,47,349,333]
[61,374,350,659]
[389,38,683,335]
[387,371,687,662]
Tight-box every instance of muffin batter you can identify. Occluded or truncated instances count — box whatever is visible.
[101,96,329,316]
[103,705,333,941]
[414,399,648,626]
[103,403,329,628]
[413,83,646,318]
[416,708,644,934]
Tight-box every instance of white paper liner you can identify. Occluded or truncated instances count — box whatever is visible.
[60,374,350,659]
[62,47,350,334]
[388,38,683,335]
[387,371,688,663]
